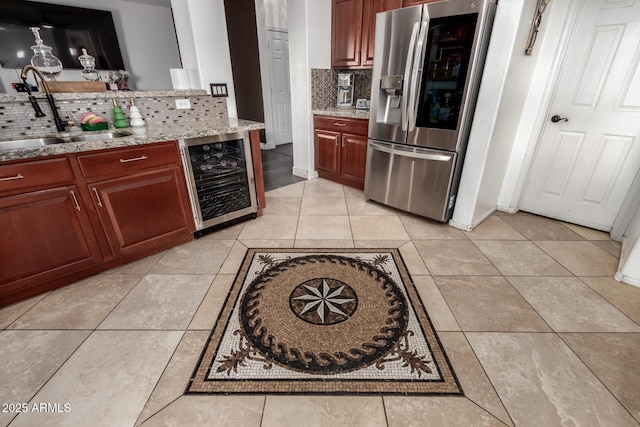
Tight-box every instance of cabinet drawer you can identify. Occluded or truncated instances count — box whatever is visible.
[77,142,179,179]
[0,157,74,194]
[314,116,369,135]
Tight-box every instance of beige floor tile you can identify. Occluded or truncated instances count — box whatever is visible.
[237,215,298,240]
[399,242,430,275]
[562,222,612,240]
[136,331,210,424]
[434,276,552,332]
[10,331,182,427]
[262,197,302,216]
[414,240,499,275]
[343,186,364,199]
[500,213,585,240]
[535,241,619,276]
[262,396,386,427]
[9,275,141,330]
[265,181,305,198]
[0,293,48,329]
[507,277,640,332]
[384,396,505,426]
[350,216,410,240]
[354,240,410,248]
[102,251,166,275]
[140,395,264,427]
[239,239,295,248]
[346,196,400,216]
[294,239,354,248]
[466,332,638,427]
[474,241,571,276]
[593,239,622,257]
[150,238,235,275]
[399,214,468,240]
[464,216,526,240]
[560,333,640,423]
[296,216,352,240]
[412,276,460,331]
[0,330,89,427]
[579,276,640,325]
[303,178,345,198]
[188,275,235,330]
[439,332,514,426]
[300,196,348,216]
[99,275,213,330]
[218,241,248,275]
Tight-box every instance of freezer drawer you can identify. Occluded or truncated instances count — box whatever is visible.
[364,140,456,222]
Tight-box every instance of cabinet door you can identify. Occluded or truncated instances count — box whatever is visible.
[341,133,368,186]
[402,0,439,6]
[362,0,403,67]
[315,130,341,177]
[88,167,192,257]
[332,0,364,68]
[0,186,102,297]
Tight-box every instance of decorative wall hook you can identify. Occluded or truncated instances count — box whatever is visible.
[525,0,551,55]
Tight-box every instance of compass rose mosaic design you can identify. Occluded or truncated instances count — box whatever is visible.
[187,248,461,395]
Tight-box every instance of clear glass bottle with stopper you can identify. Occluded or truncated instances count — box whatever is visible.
[78,48,99,81]
[29,27,63,81]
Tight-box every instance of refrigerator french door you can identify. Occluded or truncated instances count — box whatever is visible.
[365,0,496,222]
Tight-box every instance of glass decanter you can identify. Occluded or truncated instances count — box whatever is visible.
[30,27,63,80]
[78,48,99,81]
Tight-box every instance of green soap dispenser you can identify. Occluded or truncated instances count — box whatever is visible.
[112,99,129,129]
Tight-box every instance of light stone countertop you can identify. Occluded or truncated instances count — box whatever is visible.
[0,119,265,162]
[0,89,208,103]
[312,108,370,120]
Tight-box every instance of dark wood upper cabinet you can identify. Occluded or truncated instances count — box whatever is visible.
[402,0,440,6]
[361,0,403,67]
[332,0,403,69]
[331,0,364,68]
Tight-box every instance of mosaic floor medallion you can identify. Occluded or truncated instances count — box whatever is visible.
[187,248,462,395]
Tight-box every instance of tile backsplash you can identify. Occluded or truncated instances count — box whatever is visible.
[311,69,372,109]
[0,94,228,139]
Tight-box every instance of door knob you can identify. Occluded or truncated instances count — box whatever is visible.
[551,115,568,123]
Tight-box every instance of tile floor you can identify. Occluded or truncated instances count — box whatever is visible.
[1,178,639,427]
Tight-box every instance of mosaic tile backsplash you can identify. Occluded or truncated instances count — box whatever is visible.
[0,95,228,139]
[311,69,372,110]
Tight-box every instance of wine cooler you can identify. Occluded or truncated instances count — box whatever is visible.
[179,131,257,236]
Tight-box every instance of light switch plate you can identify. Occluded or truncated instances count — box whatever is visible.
[175,99,191,109]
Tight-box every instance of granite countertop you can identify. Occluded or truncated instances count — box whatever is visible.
[0,119,265,162]
[312,108,370,120]
[0,89,208,103]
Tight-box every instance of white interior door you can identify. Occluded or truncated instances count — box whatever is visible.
[268,29,293,145]
[521,0,640,231]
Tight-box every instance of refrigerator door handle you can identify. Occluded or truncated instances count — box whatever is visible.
[408,20,428,132]
[401,21,420,132]
[369,141,453,162]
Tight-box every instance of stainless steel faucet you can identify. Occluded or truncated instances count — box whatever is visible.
[20,65,69,132]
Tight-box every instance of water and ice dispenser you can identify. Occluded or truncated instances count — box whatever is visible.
[378,75,403,123]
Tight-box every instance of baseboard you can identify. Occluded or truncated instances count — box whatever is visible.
[449,208,495,231]
[292,167,318,180]
[496,204,518,214]
[260,142,276,150]
[614,272,640,288]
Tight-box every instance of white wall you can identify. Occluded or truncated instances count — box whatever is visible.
[264,0,288,28]
[171,0,238,118]
[615,202,640,287]
[451,0,557,230]
[288,0,331,178]
[0,0,181,92]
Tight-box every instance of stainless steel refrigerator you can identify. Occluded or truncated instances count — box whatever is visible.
[365,0,496,222]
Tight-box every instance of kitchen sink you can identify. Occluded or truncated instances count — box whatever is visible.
[69,131,132,142]
[0,137,66,150]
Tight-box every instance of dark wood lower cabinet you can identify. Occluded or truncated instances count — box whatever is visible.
[0,141,195,308]
[88,167,193,258]
[314,115,369,190]
[0,185,102,300]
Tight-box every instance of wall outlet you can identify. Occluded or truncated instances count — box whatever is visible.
[175,99,191,109]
